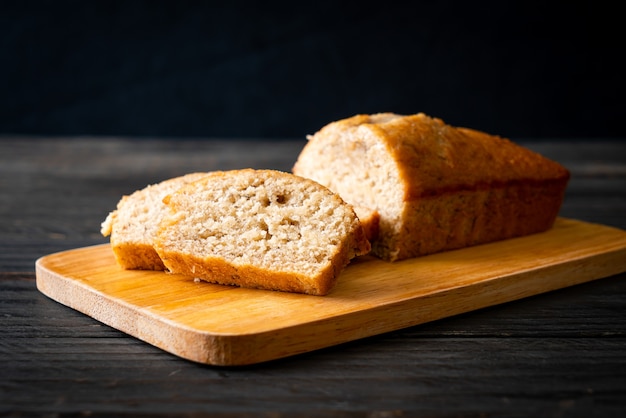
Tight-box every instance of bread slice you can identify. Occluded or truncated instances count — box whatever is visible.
[293,113,570,261]
[101,172,209,270]
[154,169,371,296]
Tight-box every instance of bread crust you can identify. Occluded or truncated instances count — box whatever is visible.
[156,237,353,296]
[293,113,570,261]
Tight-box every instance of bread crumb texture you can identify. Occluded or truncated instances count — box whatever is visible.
[155,169,370,295]
[293,112,570,261]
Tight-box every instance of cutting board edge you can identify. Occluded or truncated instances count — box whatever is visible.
[35,257,232,364]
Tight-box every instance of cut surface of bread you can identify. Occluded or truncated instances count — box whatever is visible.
[154,169,371,296]
[101,172,209,270]
[353,206,380,242]
[293,112,570,261]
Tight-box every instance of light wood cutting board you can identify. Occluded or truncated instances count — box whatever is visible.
[36,218,626,366]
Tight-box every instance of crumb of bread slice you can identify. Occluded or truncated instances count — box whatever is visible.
[101,172,209,270]
[154,169,371,296]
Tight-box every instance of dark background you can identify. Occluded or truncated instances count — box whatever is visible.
[1,0,624,140]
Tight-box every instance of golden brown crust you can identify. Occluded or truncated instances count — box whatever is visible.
[111,243,166,270]
[322,113,570,199]
[158,236,356,296]
[383,179,568,260]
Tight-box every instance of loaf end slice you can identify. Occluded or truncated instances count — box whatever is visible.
[101,172,209,270]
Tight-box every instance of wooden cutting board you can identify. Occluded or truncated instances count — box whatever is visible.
[36,218,626,366]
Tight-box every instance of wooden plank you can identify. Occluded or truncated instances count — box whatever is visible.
[35,218,626,366]
[4,270,626,415]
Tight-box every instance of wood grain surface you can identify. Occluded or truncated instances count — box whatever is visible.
[3,137,626,417]
[36,218,626,365]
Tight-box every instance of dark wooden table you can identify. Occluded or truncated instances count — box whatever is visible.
[2,137,625,417]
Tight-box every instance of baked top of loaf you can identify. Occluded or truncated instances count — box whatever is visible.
[292,112,570,261]
[154,169,371,295]
[101,172,209,270]
[295,113,570,201]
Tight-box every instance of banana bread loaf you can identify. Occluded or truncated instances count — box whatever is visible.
[292,113,570,261]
